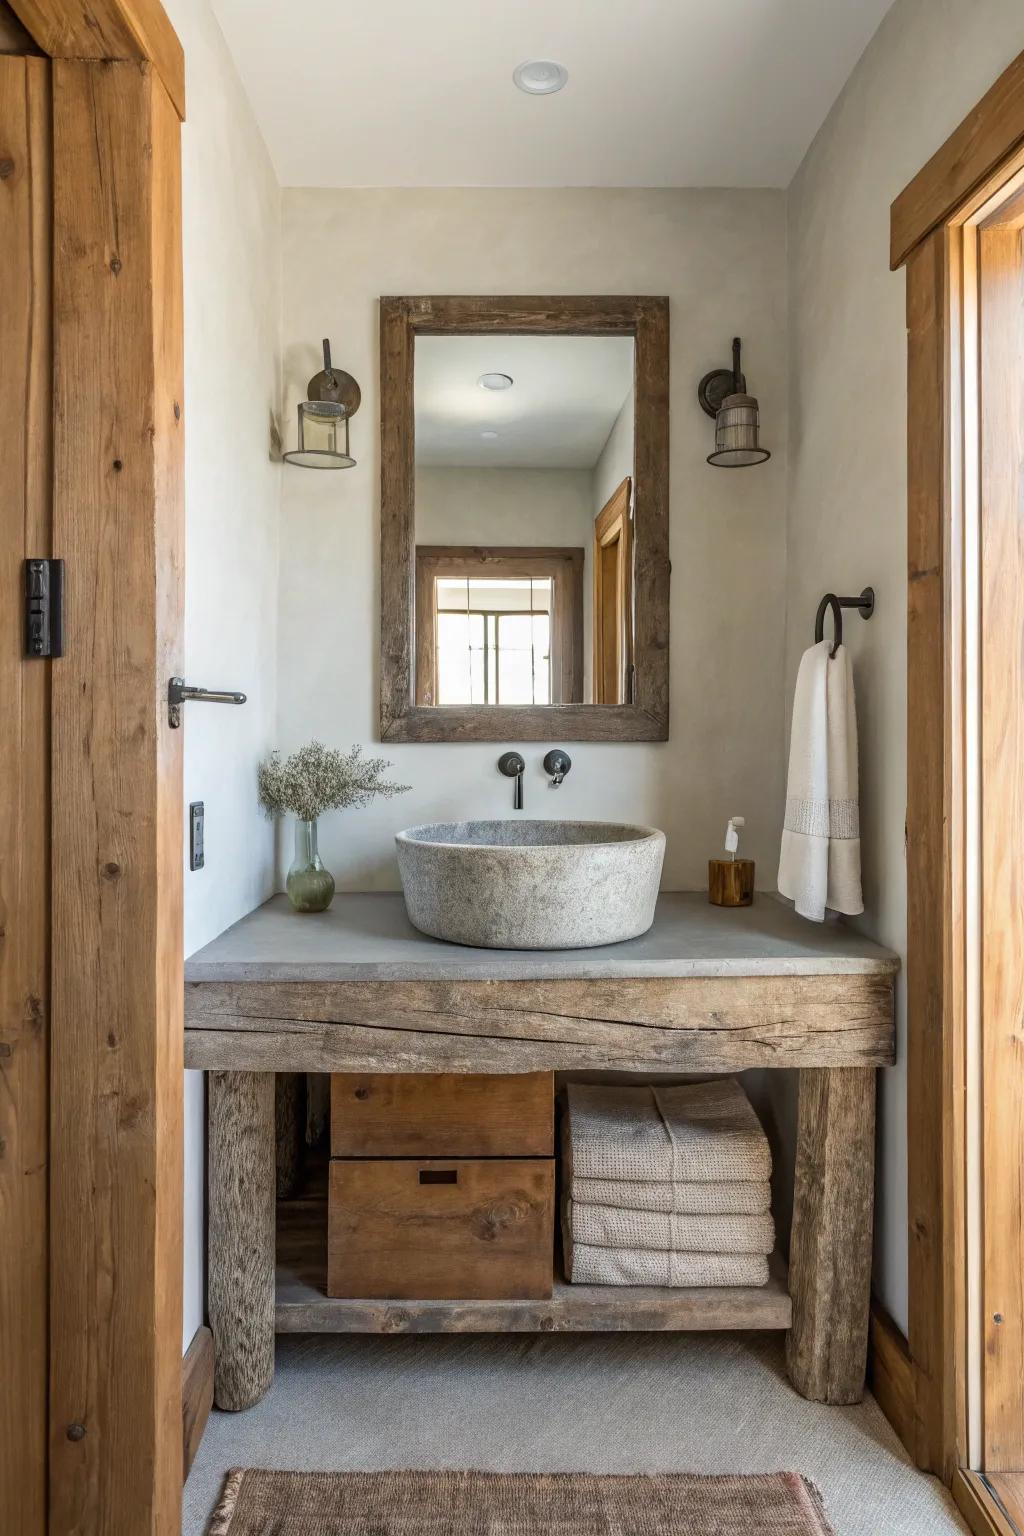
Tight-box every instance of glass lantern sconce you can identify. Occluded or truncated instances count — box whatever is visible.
[698,337,771,468]
[283,338,361,469]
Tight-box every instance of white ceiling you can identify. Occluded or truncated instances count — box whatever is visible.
[211,0,894,189]
[415,335,634,469]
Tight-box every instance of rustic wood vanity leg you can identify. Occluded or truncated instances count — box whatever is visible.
[208,1070,276,1411]
[786,1065,876,1405]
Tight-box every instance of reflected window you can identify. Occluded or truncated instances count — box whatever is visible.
[436,580,552,706]
[415,547,583,707]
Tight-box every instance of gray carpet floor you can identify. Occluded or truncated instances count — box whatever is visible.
[184,1332,967,1535]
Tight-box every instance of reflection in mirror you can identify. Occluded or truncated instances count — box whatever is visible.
[414,335,635,708]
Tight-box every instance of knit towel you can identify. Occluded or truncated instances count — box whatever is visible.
[565,1232,770,1288]
[565,1078,771,1185]
[567,1199,775,1256]
[571,1176,772,1216]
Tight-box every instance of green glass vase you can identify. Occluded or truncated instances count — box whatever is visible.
[286,818,335,913]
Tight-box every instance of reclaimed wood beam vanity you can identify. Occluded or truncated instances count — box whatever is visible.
[185,891,897,1414]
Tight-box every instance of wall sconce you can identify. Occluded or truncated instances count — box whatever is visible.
[284,339,361,469]
[698,336,770,468]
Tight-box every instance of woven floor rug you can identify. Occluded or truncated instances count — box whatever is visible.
[207,1468,836,1534]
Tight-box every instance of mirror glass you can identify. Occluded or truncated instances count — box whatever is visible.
[414,334,635,709]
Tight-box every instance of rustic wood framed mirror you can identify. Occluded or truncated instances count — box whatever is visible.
[379,295,669,742]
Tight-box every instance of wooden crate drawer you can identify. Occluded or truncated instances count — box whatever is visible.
[328,1157,555,1300]
[330,1072,553,1159]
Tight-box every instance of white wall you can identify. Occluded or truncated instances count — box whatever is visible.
[166,0,282,1351]
[781,0,1024,1333]
[593,386,635,518]
[278,188,788,892]
[416,466,593,550]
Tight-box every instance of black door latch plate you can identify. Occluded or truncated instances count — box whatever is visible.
[24,558,64,658]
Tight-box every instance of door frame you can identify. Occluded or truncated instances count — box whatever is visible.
[592,476,634,705]
[892,43,1024,1497]
[1,2,187,1531]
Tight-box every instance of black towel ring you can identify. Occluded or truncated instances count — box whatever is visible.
[814,587,875,659]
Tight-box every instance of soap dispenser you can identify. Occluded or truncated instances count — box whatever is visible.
[709,817,755,907]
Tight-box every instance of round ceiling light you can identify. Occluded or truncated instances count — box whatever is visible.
[480,430,499,440]
[513,60,568,96]
[478,372,514,390]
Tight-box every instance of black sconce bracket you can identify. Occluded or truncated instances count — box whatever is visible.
[698,336,746,418]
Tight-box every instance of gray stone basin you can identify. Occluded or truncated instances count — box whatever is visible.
[395,820,666,950]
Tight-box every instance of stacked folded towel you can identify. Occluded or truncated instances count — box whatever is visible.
[562,1078,775,1288]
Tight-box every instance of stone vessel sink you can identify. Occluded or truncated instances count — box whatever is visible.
[395,820,666,950]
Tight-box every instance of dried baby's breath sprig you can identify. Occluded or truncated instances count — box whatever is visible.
[258,741,409,824]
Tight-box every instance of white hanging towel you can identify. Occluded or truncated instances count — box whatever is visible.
[778,639,863,922]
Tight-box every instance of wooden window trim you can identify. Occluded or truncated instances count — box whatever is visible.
[380,295,669,743]
[891,48,1024,269]
[894,49,1024,1491]
[415,545,584,707]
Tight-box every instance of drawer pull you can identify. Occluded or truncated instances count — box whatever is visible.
[419,1169,458,1185]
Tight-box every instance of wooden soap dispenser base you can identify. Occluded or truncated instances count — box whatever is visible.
[709,816,755,907]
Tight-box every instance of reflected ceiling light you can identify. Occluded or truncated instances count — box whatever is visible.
[478,372,514,390]
[513,60,569,95]
[480,430,499,440]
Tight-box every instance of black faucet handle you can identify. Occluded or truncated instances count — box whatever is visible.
[543,748,572,786]
[498,751,525,810]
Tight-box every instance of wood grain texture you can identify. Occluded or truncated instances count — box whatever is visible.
[275,1071,305,1199]
[281,1159,792,1334]
[330,1071,553,1159]
[185,972,896,1075]
[208,1072,275,1413]
[904,226,968,1479]
[786,1067,875,1405]
[904,201,971,1464]
[978,221,1024,1470]
[181,1325,213,1484]
[328,1157,555,1301]
[0,52,50,1535]
[891,48,1024,269]
[708,860,755,908]
[48,58,184,1534]
[380,295,668,742]
[0,0,40,49]
[953,1472,1020,1536]
[9,0,184,117]
[983,1475,1024,1536]
[414,546,584,706]
[868,1301,915,1458]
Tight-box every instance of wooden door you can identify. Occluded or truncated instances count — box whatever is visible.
[592,477,633,704]
[2,4,187,1530]
[47,56,186,1534]
[0,49,52,1532]
[976,198,1024,1473]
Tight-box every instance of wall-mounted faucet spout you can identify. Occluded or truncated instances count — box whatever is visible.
[497,751,525,810]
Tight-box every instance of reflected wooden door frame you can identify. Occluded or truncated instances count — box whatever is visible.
[592,476,633,706]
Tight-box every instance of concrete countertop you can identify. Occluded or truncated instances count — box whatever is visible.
[185,892,900,985]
